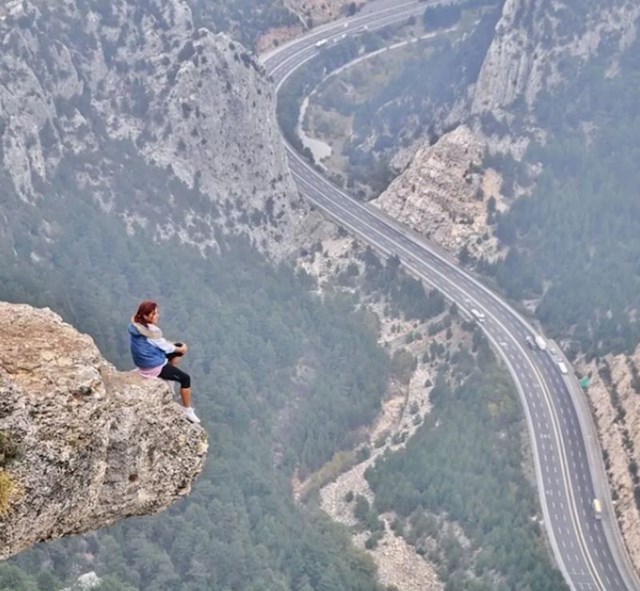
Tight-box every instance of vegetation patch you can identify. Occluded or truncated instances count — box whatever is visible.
[0,194,389,589]
[484,27,640,357]
[0,469,15,515]
[0,431,18,467]
[0,431,18,516]
[365,347,568,590]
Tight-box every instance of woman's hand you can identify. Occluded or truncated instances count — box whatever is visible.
[176,342,188,354]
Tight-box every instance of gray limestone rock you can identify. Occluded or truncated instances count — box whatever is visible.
[0,302,208,560]
[0,0,310,261]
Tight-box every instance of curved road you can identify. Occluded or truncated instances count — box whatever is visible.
[260,2,640,590]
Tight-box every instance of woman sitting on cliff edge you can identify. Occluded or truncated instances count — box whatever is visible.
[128,300,201,424]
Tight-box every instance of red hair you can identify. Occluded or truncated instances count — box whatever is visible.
[134,300,158,326]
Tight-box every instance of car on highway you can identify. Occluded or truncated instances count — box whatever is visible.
[525,335,535,349]
[471,309,486,323]
[558,361,569,375]
[535,335,547,351]
[593,498,602,519]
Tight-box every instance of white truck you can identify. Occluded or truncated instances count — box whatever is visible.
[471,309,486,323]
[558,361,569,375]
[315,38,328,48]
[534,335,547,351]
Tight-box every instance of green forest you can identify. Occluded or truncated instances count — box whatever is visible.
[0,0,601,588]
[189,0,297,49]
[188,0,358,49]
[0,179,567,590]
[365,354,568,591]
[0,175,391,590]
[486,22,640,357]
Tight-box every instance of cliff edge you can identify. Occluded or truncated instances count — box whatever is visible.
[0,302,208,561]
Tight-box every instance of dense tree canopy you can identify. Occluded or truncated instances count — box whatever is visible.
[490,33,640,356]
[0,172,388,590]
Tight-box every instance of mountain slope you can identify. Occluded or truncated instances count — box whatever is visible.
[372,0,640,573]
[0,0,309,262]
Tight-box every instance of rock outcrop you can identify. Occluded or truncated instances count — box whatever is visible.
[373,126,505,263]
[580,351,640,572]
[0,302,207,561]
[472,0,640,114]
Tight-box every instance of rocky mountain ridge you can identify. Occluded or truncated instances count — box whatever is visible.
[0,302,208,561]
[581,350,640,571]
[374,125,507,263]
[0,0,310,262]
[472,0,640,114]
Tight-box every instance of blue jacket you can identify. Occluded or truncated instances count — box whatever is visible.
[129,323,167,369]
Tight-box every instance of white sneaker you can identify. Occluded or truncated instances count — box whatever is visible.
[184,406,201,424]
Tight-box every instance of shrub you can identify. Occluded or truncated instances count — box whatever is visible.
[353,494,370,522]
[374,430,390,448]
[0,431,18,466]
[356,446,371,462]
[0,470,15,514]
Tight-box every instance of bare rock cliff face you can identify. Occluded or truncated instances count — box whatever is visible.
[0,0,308,259]
[373,126,505,262]
[0,302,208,561]
[580,351,640,572]
[472,0,640,114]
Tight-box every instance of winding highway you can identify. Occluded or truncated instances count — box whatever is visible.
[260,2,640,590]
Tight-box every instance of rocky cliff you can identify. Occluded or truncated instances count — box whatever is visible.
[0,0,309,260]
[472,0,640,114]
[0,302,208,561]
[374,125,506,263]
[579,351,640,571]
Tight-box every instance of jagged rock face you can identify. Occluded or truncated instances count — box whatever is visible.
[0,0,307,259]
[472,0,640,113]
[0,302,208,561]
[581,351,640,573]
[373,126,505,262]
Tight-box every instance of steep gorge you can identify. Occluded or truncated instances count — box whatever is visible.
[370,0,640,573]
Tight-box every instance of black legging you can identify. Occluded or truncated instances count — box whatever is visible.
[159,363,191,388]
